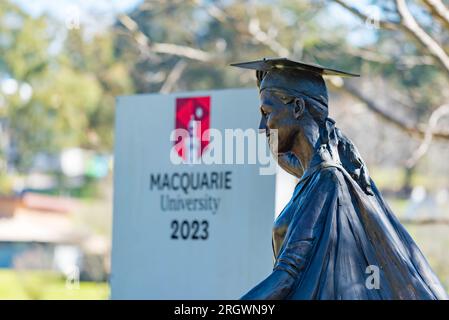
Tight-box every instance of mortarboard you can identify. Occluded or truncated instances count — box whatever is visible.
[230,57,360,77]
[230,57,359,106]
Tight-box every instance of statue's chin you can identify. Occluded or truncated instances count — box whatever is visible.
[269,129,297,155]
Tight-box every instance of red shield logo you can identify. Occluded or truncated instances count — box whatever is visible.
[174,96,211,163]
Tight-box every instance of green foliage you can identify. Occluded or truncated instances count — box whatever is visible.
[0,173,13,194]
[0,1,133,172]
[0,0,447,174]
[0,269,109,300]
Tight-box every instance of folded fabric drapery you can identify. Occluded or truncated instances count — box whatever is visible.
[273,159,448,300]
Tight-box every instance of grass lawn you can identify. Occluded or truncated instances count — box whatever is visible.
[0,269,109,300]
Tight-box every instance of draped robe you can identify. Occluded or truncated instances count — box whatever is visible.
[272,158,448,300]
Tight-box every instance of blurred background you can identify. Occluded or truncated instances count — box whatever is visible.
[0,0,448,299]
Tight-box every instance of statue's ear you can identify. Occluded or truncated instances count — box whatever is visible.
[293,97,305,119]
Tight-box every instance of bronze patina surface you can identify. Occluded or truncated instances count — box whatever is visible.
[232,58,448,300]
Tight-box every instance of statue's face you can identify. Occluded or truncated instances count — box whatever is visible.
[259,88,301,154]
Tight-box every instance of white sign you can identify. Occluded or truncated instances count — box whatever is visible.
[111,89,276,299]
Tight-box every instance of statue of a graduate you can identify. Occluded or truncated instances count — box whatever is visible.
[231,58,448,300]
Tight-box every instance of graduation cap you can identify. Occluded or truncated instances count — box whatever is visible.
[230,57,360,105]
[230,57,360,77]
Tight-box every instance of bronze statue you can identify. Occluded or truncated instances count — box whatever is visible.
[231,58,448,300]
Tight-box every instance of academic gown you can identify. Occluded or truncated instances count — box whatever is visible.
[272,159,448,300]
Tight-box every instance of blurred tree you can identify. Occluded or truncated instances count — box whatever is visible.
[115,0,329,93]
[0,0,133,173]
[1,0,448,189]
[331,0,449,191]
[0,1,52,171]
[116,0,449,192]
[61,29,133,151]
